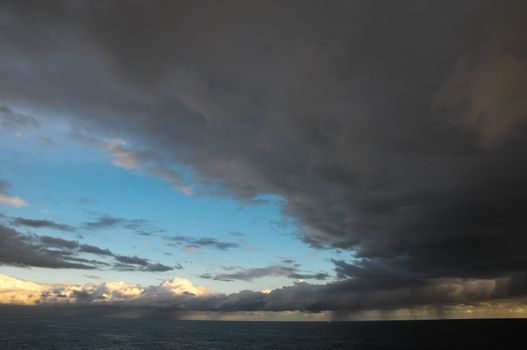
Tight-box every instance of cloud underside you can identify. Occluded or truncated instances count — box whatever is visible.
[1,0,527,312]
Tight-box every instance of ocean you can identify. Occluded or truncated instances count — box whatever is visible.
[0,316,523,349]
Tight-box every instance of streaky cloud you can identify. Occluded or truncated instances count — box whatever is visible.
[0,224,175,272]
[13,217,76,232]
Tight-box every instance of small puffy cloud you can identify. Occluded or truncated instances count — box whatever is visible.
[0,193,27,207]
[103,138,143,170]
[0,180,28,208]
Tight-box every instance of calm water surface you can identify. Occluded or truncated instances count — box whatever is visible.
[0,316,523,349]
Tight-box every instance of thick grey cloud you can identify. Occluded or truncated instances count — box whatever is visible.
[0,224,174,272]
[167,235,239,251]
[1,0,527,309]
[13,217,76,232]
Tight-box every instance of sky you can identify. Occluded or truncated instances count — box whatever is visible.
[0,0,527,321]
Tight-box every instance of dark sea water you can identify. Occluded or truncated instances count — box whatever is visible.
[0,316,523,349]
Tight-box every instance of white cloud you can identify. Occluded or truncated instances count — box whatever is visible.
[0,193,27,207]
[72,133,193,195]
[158,277,208,296]
[0,274,50,305]
[0,274,209,305]
[103,138,143,170]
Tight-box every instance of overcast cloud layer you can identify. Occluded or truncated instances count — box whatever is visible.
[1,0,527,314]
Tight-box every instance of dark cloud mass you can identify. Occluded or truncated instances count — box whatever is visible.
[1,0,527,312]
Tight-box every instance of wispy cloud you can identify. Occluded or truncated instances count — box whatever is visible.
[72,133,193,195]
[0,180,28,208]
[199,264,329,282]
[0,104,38,129]
[0,225,101,269]
[103,139,193,195]
[82,215,162,236]
[166,235,239,251]
[13,217,75,232]
[0,193,27,207]
[103,138,144,170]
[35,135,55,146]
[114,255,174,272]
[0,224,175,272]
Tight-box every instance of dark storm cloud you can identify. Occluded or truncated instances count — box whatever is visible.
[167,235,239,251]
[13,217,76,232]
[1,0,527,309]
[200,264,329,282]
[0,224,174,272]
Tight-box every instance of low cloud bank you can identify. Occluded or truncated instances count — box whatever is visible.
[1,272,526,319]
